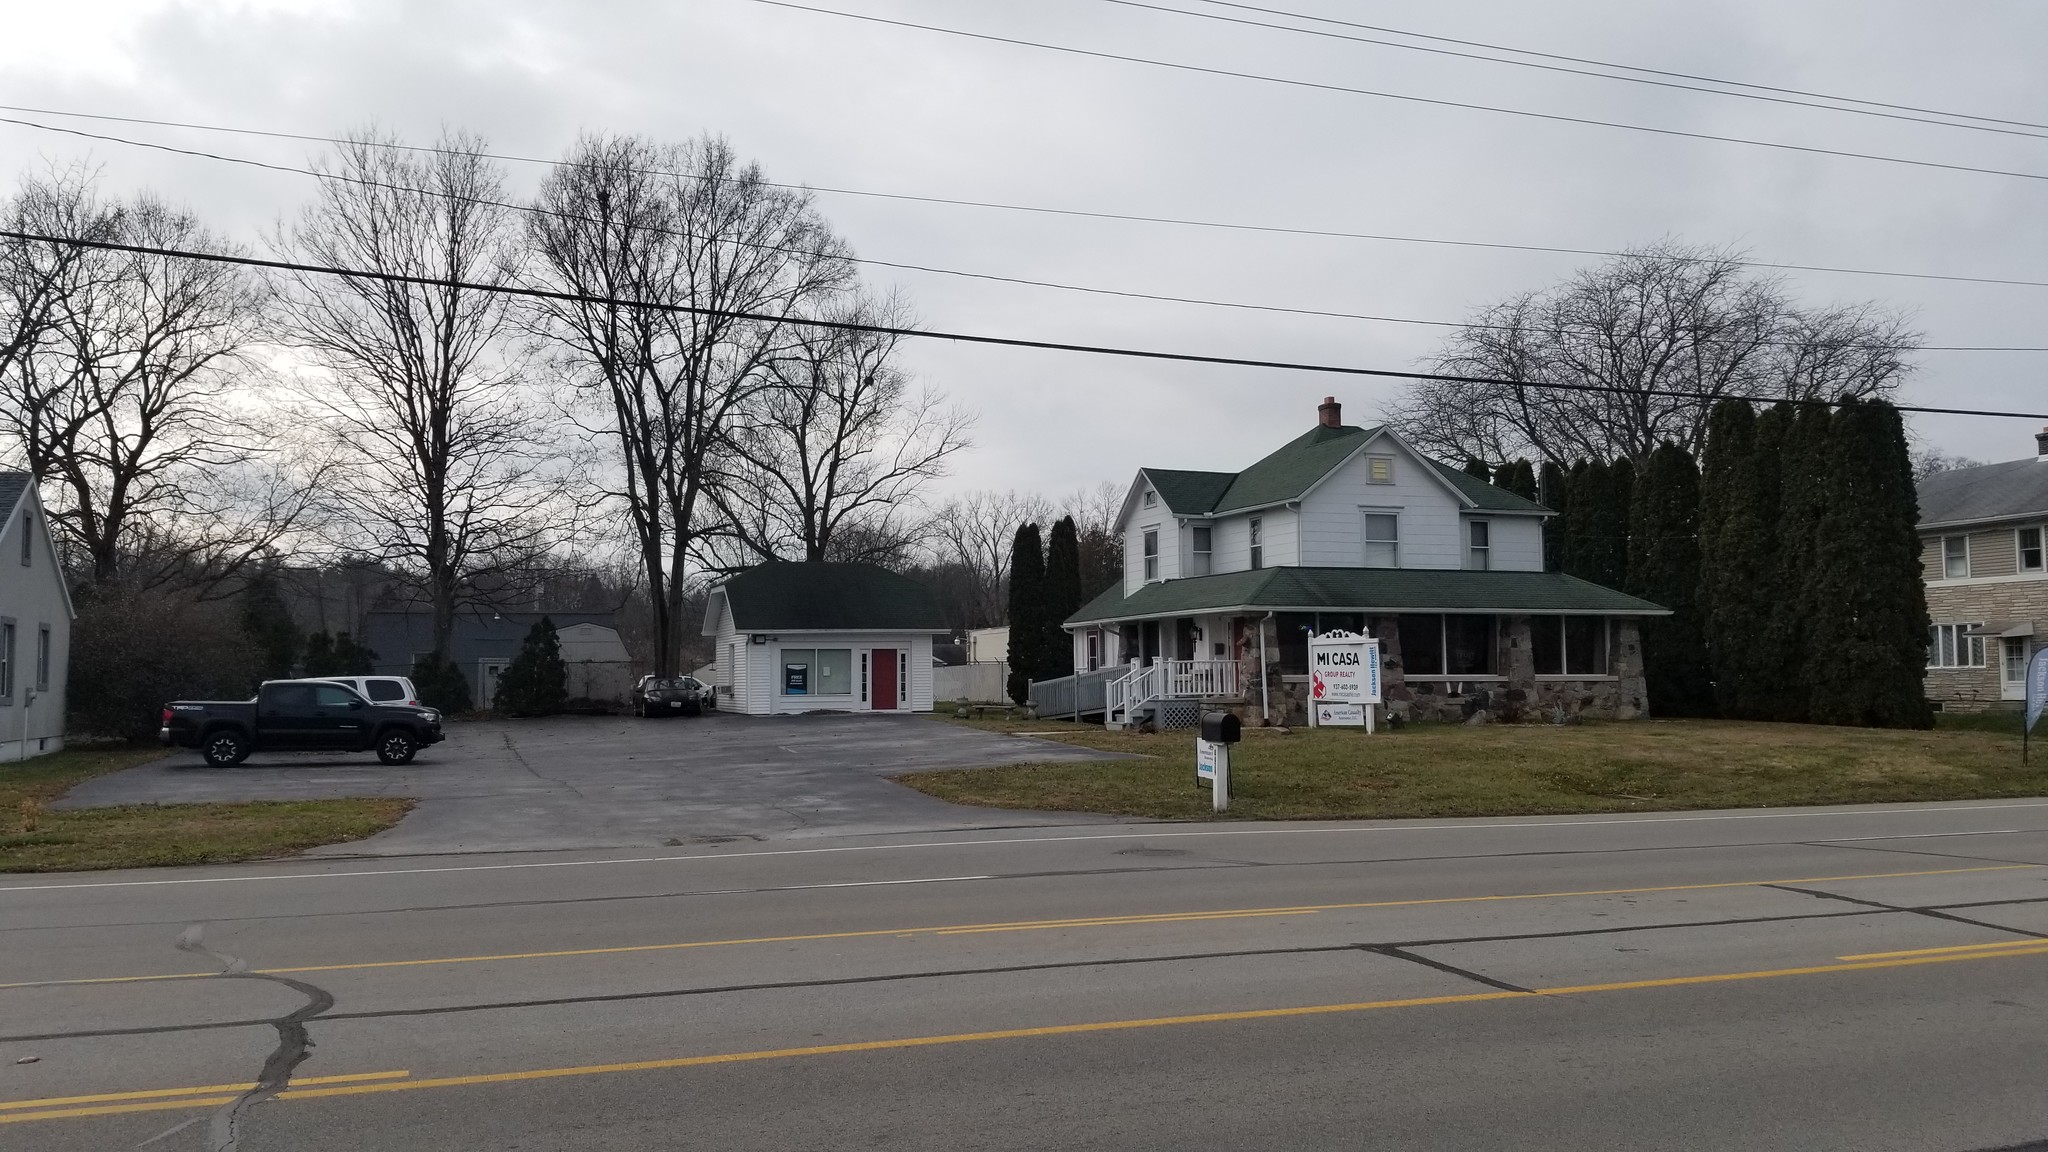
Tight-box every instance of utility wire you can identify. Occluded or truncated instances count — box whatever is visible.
[5,102,2046,292]
[7,228,2045,422]
[1148,0,2048,135]
[743,0,2048,184]
[8,114,2046,355]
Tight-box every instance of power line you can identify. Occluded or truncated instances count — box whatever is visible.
[743,0,2048,184]
[7,228,2045,422]
[20,114,2044,354]
[6,102,2046,292]
[1163,0,2048,134]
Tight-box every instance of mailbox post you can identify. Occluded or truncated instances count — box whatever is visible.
[1197,711,1242,812]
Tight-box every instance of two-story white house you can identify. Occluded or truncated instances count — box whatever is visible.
[1061,398,1665,727]
[0,472,73,761]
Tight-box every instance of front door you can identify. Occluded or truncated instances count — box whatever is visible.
[2003,638,2031,700]
[1174,617,1197,661]
[1140,621,1160,666]
[873,648,899,710]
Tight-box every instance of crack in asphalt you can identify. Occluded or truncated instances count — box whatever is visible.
[1355,943,1534,993]
[499,730,587,799]
[1762,884,2048,941]
[138,926,336,1152]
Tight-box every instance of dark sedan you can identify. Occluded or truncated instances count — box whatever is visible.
[632,675,710,718]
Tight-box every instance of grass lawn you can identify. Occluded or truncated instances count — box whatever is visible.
[0,744,411,873]
[901,714,2045,822]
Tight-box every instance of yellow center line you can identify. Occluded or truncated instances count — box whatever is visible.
[1838,937,2048,961]
[0,1070,409,1112]
[10,939,2048,1126]
[1,863,2029,991]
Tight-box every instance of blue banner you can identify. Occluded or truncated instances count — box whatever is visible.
[2029,647,2048,736]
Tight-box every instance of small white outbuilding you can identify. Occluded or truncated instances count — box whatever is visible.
[704,562,945,715]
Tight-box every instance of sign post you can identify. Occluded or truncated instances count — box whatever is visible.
[1308,630,1382,733]
[2025,647,2048,767]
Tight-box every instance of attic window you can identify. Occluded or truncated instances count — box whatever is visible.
[1367,456,1394,484]
[1143,490,1157,507]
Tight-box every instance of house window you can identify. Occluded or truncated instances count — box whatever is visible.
[1143,529,1160,581]
[0,620,14,699]
[1367,456,1394,484]
[1467,521,1490,570]
[1143,489,1157,507]
[1364,513,1399,568]
[18,511,30,566]
[1086,629,1103,671]
[36,625,50,691]
[1249,518,1263,570]
[1532,617,1612,676]
[1189,525,1212,576]
[1397,614,1497,677]
[2019,527,2044,572]
[1943,535,1970,579]
[1928,623,1987,668]
[781,648,852,695]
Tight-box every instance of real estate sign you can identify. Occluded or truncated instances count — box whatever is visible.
[1309,631,1382,727]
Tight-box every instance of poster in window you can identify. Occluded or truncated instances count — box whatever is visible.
[784,662,808,694]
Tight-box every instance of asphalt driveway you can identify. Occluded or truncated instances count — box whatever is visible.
[55,713,1121,855]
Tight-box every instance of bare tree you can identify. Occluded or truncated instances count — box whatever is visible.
[1381,241,1919,464]
[524,132,854,675]
[925,488,1054,628]
[272,128,559,654]
[0,173,310,589]
[1061,480,1125,601]
[713,292,969,566]
[0,164,113,392]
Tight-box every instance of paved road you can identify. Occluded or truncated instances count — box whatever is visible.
[10,798,2048,1150]
[56,714,1120,853]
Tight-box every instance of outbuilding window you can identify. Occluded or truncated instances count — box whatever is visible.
[780,648,855,695]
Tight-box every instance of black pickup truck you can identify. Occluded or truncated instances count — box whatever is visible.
[161,680,445,767]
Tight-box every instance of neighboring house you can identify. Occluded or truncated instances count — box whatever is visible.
[1916,428,2048,712]
[0,473,72,762]
[704,562,944,715]
[1059,398,1666,727]
[358,610,636,707]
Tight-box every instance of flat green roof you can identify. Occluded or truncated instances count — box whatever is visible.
[1068,567,1665,625]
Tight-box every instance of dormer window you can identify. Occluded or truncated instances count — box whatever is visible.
[1366,456,1394,484]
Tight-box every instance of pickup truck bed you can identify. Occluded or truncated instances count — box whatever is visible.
[163,680,445,767]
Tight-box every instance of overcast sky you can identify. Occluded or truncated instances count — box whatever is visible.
[5,0,2044,501]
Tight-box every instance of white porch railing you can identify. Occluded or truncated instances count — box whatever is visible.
[1160,659,1239,699]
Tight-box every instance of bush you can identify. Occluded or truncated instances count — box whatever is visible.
[70,578,261,740]
[492,617,567,717]
[410,650,473,714]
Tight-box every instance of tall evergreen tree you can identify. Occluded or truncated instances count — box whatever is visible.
[1042,517,1083,682]
[1497,459,1538,502]
[1539,460,1572,571]
[1804,400,1934,728]
[1770,403,1834,722]
[494,617,569,716]
[240,568,301,682]
[1706,402,1790,719]
[1697,400,1757,714]
[1005,522,1045,705]
[1566,459,1627,587]
[1628,443,1714,716]
[1461,456,1492,483]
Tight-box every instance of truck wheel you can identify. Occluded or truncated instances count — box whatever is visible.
[375,730,419,765]
[202,730,249,768]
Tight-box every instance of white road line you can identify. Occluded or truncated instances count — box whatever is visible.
[6,802,2048,894]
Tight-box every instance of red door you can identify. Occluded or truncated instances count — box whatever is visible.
[872,649,898,710]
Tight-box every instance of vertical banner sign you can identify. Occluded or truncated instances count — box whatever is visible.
[2026,647,2048,766]
[1308,630,1382,731]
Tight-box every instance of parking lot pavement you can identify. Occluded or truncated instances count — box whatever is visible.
[54,713,1124,854]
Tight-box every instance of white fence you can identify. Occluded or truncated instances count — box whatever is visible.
[935,661,1010,703]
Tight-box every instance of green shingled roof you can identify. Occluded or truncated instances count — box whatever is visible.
[1140,467,1236,515]
[1135,424,1549,518]
[717,562,946,631]
[1067,567,1665,625]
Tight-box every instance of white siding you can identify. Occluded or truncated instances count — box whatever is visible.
[1263,508,1299,567]
[1298,439,1463,568]
[1126,515,1178,593]
[0,487,72,762]
[1471,515,1544,571]
[739,632,937,715]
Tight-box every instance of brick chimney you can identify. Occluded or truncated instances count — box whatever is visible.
[1317,396,1342,428]
[2038,426,2048,461]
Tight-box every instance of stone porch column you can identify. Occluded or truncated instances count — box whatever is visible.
[1372,615,1411,720]
[1501,615,1535,722]
[1614,619,1648,719]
